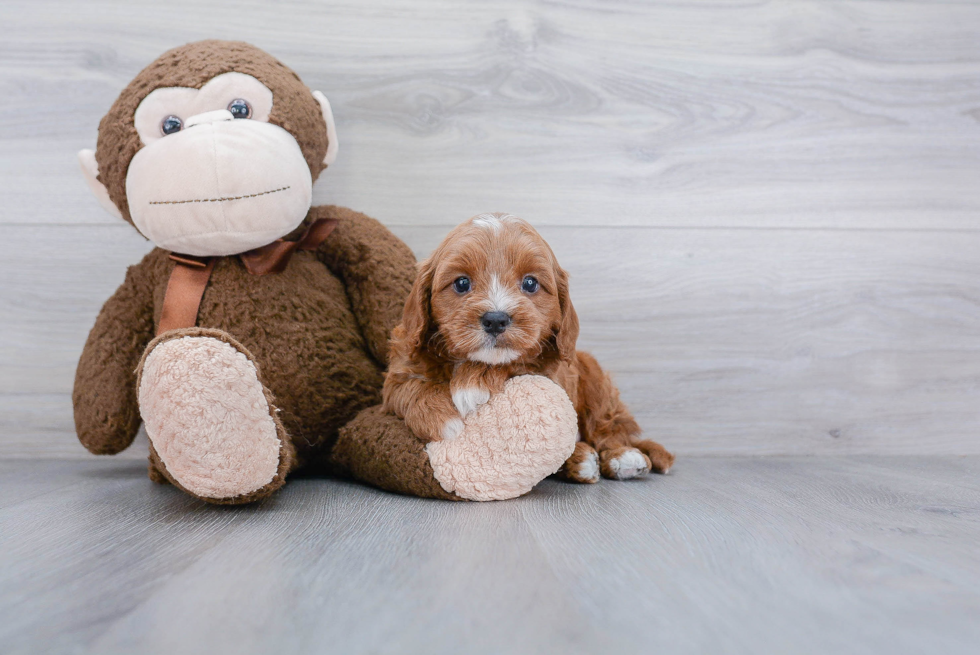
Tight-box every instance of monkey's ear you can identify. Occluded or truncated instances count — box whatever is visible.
[78,149,123,221]
[311,91,339,167]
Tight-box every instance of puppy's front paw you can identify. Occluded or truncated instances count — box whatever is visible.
[599,446,652,480]
[451,386,491,417]
[441,418,465,442]
[559,441,600,484]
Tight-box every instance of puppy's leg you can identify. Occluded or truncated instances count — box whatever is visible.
[556,441,600,484]
[449,362,507,417]
[382,376,464,443]
[634,439,675,475]
[575,351,673,479]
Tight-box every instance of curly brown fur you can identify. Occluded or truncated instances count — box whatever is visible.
[75,206,415,472]
[74,41,418,504]
[333,405,462,501]
[383,213,673,479]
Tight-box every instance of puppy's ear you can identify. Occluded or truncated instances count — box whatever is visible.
[401,256,436,356]
[554,264,580,360]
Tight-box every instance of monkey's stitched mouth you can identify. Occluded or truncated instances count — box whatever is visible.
[148,186,290,205]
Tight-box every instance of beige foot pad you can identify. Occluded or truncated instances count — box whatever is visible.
[137,333,284,500]
[426,375,578,501]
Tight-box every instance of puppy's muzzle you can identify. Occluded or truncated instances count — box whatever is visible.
[481,311,511,336]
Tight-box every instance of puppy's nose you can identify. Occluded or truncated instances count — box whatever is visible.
[481,311,511,336]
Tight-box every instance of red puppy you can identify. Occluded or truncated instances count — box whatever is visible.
[383,213,673,482]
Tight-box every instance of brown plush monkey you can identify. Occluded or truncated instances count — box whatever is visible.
[74,40,422,504]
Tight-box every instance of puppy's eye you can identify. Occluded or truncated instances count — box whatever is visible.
[160,115,183,135]
[522,275,539,293]
[453,277,471,294]
[228,98,252,119]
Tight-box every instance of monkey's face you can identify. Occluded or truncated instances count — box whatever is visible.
[124,73,314,256]
[79,41,338,257]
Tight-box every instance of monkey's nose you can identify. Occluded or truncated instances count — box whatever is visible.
[185,109,234,128]
[481,311,511,336]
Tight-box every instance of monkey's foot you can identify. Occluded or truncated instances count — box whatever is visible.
[426,375,578,501]
[136,329,293,504]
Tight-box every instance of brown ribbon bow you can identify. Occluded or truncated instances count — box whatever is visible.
[157,217,338,335]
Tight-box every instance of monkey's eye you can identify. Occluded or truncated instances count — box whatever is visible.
[228,98,252,119]
[453,277,471,294]
[522,275,539,293]
[160,115,183,136]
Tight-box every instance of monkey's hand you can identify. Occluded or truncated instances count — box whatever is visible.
[74,260,156,455]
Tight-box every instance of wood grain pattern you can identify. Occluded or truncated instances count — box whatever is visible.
[2,0,980,229]
[1,457,979,654]
[1,0,979,456]
[1,223,977,457]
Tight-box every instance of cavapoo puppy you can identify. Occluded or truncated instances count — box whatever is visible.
[383,213,674,482]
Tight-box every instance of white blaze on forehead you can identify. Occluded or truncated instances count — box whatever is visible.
[472,212,523,231]
[472,214,502,231]
[486,275,518,313]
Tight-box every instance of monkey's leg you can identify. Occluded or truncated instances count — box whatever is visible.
[332,376,578,501]
[136,328,295,505]
[330,405,462,501]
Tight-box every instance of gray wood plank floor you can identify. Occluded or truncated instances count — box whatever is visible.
[2,456,979,655]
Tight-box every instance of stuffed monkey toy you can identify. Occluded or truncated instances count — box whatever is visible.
[75,40,420,503]
[77,40,580,503]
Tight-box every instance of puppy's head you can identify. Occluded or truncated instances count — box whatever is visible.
[402,213,579,364]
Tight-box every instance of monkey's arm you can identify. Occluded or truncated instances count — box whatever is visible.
[73,262,156,454]
[312,205,416,366]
